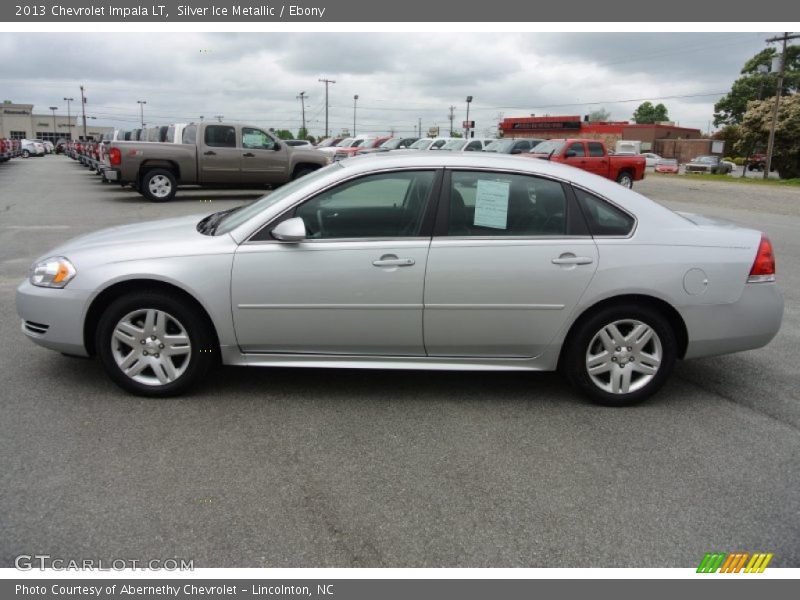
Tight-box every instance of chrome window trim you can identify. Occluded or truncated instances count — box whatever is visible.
[242,166,443,245]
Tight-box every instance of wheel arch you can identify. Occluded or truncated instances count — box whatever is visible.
[83,278,220,358]
[558,293,689,369]
[139,160,181,181]
[291,162,323,178]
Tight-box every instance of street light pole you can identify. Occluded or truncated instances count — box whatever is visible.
[318,78,336,137]
[137,100,147,128]
[353,95,359,137]
[63,97,74,141]
[297,91,307,137]
[49,106,58,144]
[79,85,87,139]
[465,96,473,139]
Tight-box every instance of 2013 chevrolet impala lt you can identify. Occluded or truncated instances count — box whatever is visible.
[16,153,783,406]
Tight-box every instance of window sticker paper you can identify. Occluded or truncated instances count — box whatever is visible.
[473,179,510,229]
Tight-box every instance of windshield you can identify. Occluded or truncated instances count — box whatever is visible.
[410,139,432,150]
[212,164,340,235]
[657,159,678,165]
[441,140,467,151]
[696,156,717,164]
[379,137,400,149]
[335,138,354,147]
[483,140,513,152]
[531,140,565,154]
[317,138,337,147]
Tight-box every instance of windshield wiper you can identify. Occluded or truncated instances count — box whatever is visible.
[197,207,238,235]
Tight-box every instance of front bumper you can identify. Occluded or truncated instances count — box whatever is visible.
[681,282,784,359]
[16,279,93,357]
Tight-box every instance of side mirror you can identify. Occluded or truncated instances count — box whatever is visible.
[271,217,306,242]
[273,142,281,151]
[565,150,577,158]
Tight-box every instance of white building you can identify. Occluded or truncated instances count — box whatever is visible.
[0,101,114,141]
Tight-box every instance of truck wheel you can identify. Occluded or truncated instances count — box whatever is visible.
[22,150,30,158]
[616,171,634,189]
[292,166,316,180]
[141,169,177,202]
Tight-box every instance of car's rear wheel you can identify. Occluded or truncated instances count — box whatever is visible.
[563,304,677,406]
[22,150,30,158]
[95,291,215,396]
[141,168,177,202]
[616,171,634,188]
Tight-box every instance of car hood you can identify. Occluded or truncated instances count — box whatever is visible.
[40,213,236,267]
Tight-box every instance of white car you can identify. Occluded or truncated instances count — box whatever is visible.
[440,138,494,152]
[408,137,453,151]
[643,153,662,168]
[20,139,45,158]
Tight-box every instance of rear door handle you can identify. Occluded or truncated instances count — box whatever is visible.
[203,150,216,156]
[242,152,255,157]
[552,256,593,265]
[372,258,415,267]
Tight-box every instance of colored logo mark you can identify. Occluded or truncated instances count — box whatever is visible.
[697,552,773,573]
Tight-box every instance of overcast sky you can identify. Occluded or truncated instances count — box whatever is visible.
[0,32,772,137]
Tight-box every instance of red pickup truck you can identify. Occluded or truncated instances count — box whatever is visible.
[522,138,646,188]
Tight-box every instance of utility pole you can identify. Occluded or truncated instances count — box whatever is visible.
[318,78,336,137]
[465,95,473,139]
[448,106,455,136]
[763,32,800,179]
[63,97,74,141]
[418,117,422,138]
[49,106,58,143]
[297,91,307,137]
[79,85,87,139]
[137,99,146,127]
[353,94,359,137]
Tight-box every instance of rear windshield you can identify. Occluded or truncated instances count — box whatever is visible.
[531,140,565,154]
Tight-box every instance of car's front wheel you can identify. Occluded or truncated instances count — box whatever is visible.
[95,291,216,396]
[563,304,677,406]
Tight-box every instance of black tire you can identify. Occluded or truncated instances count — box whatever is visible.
[616,171,634,189]
[140,168,177,202]
[562,303,677,407]
[95,290,216,397]
[292,166,316,180]
[22,150,30,158]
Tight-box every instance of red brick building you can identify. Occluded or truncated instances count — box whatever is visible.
[498,115,704,151]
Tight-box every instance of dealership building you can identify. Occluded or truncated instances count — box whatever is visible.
[498,115,706,157]
[0,102,114,142]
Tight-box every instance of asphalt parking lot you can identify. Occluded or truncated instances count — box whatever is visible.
[1,156,798,568]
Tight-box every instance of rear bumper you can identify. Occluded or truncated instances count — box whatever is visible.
[681,282,784,359]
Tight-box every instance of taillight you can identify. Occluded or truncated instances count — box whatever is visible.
[748,234,776,283]
[109,147,121,166]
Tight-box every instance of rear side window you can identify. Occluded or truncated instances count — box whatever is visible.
[574,188,635,236]
[205,125,236,148]
[588,142,605,157]
[182,125,197,145]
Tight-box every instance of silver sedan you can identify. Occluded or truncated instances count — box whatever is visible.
[16,153,783,406]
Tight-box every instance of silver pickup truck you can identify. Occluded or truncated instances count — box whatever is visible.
[105,122,329,202]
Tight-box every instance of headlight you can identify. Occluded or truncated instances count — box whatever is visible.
[30,256,77,288]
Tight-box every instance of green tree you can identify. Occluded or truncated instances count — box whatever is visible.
[632,102,669,124]
[738,94,800,178]
[273,129,294,140]
[588,107,611,122]
[712,124,742,158]
[297,127,310,141]
[713,46,800,127]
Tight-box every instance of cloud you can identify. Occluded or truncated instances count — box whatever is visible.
[0,32,771,137]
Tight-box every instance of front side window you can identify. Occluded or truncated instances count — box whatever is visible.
[574,187,635,236]
[242,128,274,150]
[294,171,436,239]
[568,142,586,157]
[447,171,567,237]
[204,125,236,148]
[465,141,483,151]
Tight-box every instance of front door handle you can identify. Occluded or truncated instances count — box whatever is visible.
[203,150,216,156]
[372,257,415,267]
[552,256,593,265]
[243,152,255,157]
